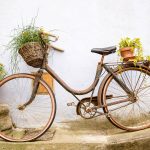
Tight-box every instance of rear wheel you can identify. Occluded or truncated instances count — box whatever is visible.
[0,74,56,141]
[102,66,150,131]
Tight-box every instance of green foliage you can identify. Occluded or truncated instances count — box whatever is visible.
[7,21,50,73]
[119,37,142,50]
[0,63,7,80]
[9,26,50,50]
[118,37,150,66]
[146,56,150,61]
[118,37,143,63]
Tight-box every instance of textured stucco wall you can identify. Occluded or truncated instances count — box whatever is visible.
[0,0,150,122]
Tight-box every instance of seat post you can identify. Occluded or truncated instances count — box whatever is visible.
[95,55,105,79]
[100,55,105,64]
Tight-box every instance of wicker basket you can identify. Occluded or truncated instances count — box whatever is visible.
[19,42,44,68]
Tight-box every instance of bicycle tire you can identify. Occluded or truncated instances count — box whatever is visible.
[0,73,56,142]
[100,65,150,131]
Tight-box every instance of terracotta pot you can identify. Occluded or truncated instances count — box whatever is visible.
[123,56,135,62]
[120,47,134,59]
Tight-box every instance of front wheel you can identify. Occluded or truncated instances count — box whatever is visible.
[101,66,150,131]
[0,73,56,142]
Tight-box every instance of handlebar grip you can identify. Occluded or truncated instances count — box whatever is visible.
[51,45,64,52]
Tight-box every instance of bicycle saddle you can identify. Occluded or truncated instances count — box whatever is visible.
[91,46,116,55]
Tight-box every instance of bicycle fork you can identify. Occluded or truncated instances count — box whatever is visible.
[18,69,43,110]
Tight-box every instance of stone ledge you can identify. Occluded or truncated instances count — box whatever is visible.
[0,118,149,150]
[0,104,9,116]
[0,136,149,150]
[0,104,12,131]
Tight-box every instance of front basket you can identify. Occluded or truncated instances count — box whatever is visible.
[19,42,44,68]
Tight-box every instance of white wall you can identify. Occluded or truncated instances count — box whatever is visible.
[0,0,150,122]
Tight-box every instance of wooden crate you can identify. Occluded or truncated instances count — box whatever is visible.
[33,72,54,95]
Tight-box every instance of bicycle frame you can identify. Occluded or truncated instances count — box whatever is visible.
[43,55,132,95]
[44,56,104,95]
[22,42,133,110]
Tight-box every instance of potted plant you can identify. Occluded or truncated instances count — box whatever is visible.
[118,37,143,62]
[8,23,51,72]
[0,63,7,80]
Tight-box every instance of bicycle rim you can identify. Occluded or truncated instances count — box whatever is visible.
[0,74,56,142]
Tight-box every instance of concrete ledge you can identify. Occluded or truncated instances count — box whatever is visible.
[0,118,150,150]
[0,136,149,150]
[0,104,12,131]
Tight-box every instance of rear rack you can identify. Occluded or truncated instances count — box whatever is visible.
[104,60,150,67]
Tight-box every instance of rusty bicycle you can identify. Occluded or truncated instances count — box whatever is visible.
[0,31,150,142]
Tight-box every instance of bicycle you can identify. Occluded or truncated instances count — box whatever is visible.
[0,31,150,142]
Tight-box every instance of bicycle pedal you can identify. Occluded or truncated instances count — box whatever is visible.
[67,102,76,107]
[106,95,113,99]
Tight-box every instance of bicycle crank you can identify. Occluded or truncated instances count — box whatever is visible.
[76,97,98,119]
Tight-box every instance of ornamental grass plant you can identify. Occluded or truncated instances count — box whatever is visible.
[7,21,50,72]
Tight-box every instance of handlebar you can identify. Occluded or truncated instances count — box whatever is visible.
[39,28,64,52]
[39,28,59,42]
